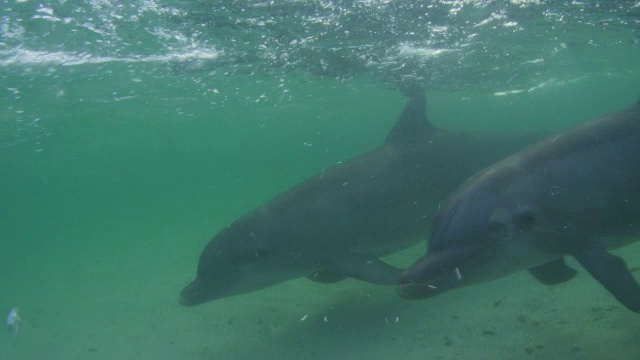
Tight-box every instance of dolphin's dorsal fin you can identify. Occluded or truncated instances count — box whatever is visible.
[385,86,434,144]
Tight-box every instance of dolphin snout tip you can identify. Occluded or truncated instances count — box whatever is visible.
[178,282,204,307]
[399,269,416,284]
[397,268,434,300]
[397,281,440,300]
[178,293,197,307]
[178,289,198,307]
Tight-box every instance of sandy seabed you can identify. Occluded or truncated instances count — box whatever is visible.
[1,230,638,360]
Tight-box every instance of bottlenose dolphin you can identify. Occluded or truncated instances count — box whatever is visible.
[179,89,542,306]
[400,98,640,312]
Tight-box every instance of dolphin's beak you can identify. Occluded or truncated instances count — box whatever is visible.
[178,293,199,307]
[398,244,485,300]
[178,279,208,307]
[398,271,460,299]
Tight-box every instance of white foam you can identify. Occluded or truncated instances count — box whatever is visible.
[0,47,222,67]
[493,89,524,96]
[397,43,454,58]
[474,12,507,28]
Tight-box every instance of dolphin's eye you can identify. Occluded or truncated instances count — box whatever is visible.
[513,209,536,230]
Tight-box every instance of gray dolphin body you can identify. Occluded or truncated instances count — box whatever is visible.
[400,98,640,312]
[179,91,542,306]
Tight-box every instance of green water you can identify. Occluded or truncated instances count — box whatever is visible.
[2,1,640,359]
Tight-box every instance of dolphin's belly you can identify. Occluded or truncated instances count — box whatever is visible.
[604,235,640,251]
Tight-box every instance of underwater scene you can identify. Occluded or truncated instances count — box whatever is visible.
[1,0,640,359]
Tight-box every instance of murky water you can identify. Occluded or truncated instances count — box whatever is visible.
[1,1,639,359]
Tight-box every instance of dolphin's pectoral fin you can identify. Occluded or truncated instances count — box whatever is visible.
[528,258,577,285]
[572,247,640,312]
[307,270,347,284]
[333,255,403,285]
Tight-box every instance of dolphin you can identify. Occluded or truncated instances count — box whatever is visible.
[179,89,543,306]
[400,98,640,312]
